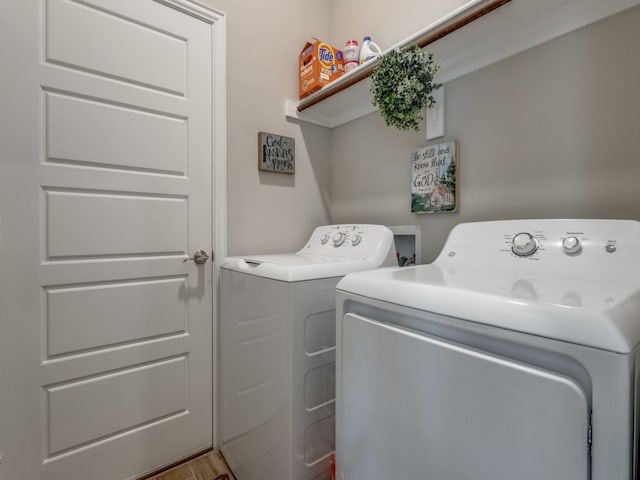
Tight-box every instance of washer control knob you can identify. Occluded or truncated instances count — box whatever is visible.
[562,236,581,254]
[351,234,362,246]
[512,232,539,257]
[333,232,346,247]
[320,233,330,244]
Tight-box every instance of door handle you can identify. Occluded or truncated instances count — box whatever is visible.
[183,249,210,264]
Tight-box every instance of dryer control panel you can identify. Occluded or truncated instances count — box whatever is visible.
[503,230,592,258]
[428,219,640,312]
[437,219,639,269]
[500,225,622,260]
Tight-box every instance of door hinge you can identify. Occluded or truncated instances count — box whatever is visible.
[588,411,593,451]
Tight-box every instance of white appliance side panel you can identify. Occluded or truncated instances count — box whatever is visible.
[340,313,590,480]
[220,270,290,480]
[290,278,340,480]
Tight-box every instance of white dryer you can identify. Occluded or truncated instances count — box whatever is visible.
[220,224,395,480]
[336,219,640,480]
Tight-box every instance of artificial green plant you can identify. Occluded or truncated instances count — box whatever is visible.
[370,46,442,131]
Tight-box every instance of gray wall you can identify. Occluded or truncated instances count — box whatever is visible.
[329,0,467,51]
[330,5,640,262]
[201,0,640,261]
[200,0,333,256]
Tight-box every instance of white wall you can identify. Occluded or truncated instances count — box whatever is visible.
[329,5,640,262]
[200,0,333,256]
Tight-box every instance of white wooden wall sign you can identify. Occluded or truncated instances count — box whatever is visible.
[258,131,295,174]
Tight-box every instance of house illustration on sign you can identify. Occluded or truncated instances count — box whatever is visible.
[430,184,454,207]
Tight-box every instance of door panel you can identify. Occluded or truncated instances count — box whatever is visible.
[46,92,187,174]
[340,313,590,480]
[46,0,187,95]
[46,276,187,356]
[45,190,187,257]
[0,0,215,478]
[46,356,187,455]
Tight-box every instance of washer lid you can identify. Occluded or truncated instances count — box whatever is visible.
[221,224,396,281]
[222,254,378,282]
[337,264,640,353]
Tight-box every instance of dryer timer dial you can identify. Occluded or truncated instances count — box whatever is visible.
[512,232,539,257]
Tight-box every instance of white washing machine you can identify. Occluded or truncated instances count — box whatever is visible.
[220,224,396,480]
[336,219,640,480]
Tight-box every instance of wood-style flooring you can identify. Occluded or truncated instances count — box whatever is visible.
[149,451,237,480]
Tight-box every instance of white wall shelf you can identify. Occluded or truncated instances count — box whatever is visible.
[285,0,640,129]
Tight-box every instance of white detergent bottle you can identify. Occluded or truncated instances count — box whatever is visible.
[359,36,382,64]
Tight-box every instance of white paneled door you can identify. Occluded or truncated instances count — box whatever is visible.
[0,1,219,479]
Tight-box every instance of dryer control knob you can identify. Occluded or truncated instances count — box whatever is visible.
[562,236,581,254]
[333,232,346,247]
[512,232,538,256]
[351,234,362,246]
[320,233,330,244]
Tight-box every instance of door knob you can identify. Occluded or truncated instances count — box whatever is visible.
[183,249,210,264]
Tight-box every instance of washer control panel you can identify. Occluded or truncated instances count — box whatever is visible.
[310,225,369,249]
[300,224,395,262]
[333,231,347,247]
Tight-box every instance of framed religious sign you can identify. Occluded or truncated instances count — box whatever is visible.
[411,140,458,214]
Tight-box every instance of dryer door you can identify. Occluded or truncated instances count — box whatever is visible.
[338,313,590,480]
